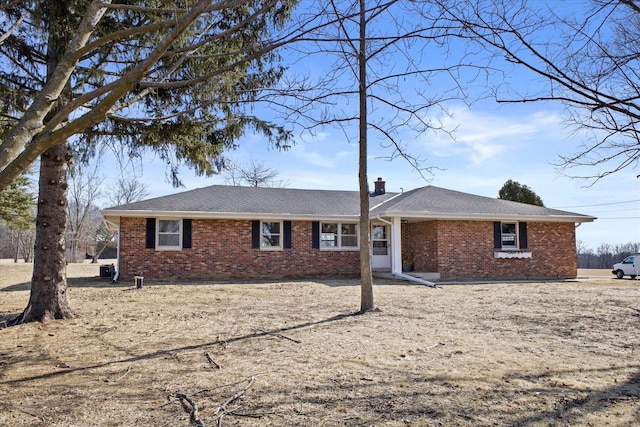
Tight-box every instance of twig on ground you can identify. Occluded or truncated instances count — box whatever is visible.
[160,378,257,408]
[106,365,131,383]
[214,375,256,427]
[424,342,446,351]
[176,393,206,427]
[205,352,222,369]
[258,328,301,344]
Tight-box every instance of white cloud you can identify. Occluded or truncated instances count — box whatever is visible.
[289,131,357,168]
[416,106,565,165]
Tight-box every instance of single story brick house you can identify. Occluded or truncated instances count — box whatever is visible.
[102,178,595,282]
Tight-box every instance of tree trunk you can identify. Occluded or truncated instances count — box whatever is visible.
[10,143,73,324]
[358,0,374,313]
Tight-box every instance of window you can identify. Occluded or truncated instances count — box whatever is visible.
[157,219,181,250]
[320,222,358,249]
[501,222,518,249]
[261,221,282,249]
[341,224,358,247]
[372,225,388,255]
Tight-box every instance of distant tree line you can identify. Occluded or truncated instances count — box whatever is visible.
[577,241,640,269]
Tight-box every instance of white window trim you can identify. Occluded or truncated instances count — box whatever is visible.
[320,222,359,251]
[500,221,519,250]
[157,218,182,251]
[260,220,283,251]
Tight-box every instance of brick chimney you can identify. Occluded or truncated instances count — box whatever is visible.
[374,177,386,195]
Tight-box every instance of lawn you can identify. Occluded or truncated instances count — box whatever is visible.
[1,261,639,426]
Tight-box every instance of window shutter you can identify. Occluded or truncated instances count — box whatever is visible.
[493,222,501,249]
[312,221,320,249]
[519,222,528,249]
[283,221,292,249]
[183,219,192,249]
[251,220,260,249]
[146,218,156,249]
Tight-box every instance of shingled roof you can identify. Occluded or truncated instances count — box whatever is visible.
[102,184,595,224]
[372,185,594,222]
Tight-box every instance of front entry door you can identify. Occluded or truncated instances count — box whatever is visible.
[371,224,391,269]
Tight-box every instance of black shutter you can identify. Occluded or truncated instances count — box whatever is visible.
[312,221,320,249]
[146,218,156,249]
[252,220,260,249]
[183,219,192,249]
[493,222,501,249]
[519,222,528,249]
[283,221,292,249]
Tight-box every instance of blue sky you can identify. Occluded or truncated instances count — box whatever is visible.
[105,98,639,252]
[99,0,639,252]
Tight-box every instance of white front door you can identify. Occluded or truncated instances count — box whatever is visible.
[371,224,391,269]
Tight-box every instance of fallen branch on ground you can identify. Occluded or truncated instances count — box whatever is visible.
[205,352,222,369]
[176,393,206,427]
[106,365,131,383]
[258,328,301,344]
[213,375,255,427]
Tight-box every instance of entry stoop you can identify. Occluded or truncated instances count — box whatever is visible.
[373,270,441,281]
[408,271,441,281]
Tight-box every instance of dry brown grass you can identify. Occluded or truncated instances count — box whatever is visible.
[1,261,639,426]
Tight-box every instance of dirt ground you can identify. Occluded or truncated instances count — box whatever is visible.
[1,260,639,426]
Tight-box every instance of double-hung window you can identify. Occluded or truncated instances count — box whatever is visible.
[500,222,518,249]
[261,221,282,250]
[494,221,528,251]
[157,219,181,250]
[320,222,358,249]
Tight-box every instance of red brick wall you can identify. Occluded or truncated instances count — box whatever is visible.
[118,217,577,281]
[401,221,438,272]
[402,220,577,280]
[118,217,360,280]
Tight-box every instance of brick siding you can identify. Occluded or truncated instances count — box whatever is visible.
[118,217,577,281]
[118,217,360,280]
[402,220,577,280]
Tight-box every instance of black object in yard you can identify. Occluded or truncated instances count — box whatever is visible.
[99,265,111,278]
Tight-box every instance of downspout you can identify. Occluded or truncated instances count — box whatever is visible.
[374,215,439,288]
[104,218,120,282]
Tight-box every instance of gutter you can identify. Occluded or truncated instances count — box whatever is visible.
[103,218,120,282]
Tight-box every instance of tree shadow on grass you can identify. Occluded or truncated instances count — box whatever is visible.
[1,276,133,292]
[507,368,640,425]
[2,309,639,425]
[0,310,362,385]
[259,362,640,425]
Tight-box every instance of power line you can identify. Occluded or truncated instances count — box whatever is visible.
[585,207,640,214]
[553,199,640,209]
[591,216,640,220]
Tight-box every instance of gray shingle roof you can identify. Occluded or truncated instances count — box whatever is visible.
[104,185,395,217]
[103,184,595,223]
[373,185,593,221]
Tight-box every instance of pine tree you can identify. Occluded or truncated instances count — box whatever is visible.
[498,180,544,207]
[0,0,296,324]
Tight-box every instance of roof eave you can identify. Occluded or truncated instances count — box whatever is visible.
[101,210,360,222]
[374,211,597,223]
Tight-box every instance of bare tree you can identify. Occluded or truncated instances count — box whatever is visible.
[93,175,151,263]
[108,176,151,206]
[66,163,104,263]
[223,159,289,187]
[433,0,640,181]
[274,0,479,312]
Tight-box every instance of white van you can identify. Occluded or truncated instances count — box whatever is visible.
[612,255,639,279]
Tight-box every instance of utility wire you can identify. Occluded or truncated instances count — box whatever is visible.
[553,199,640,209]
